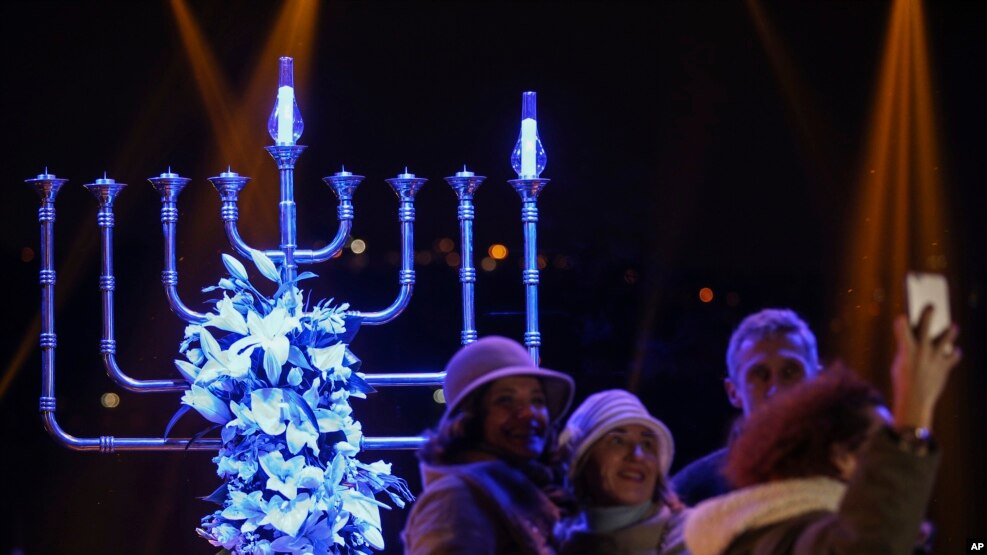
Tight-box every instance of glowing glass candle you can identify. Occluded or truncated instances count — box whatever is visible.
[267,56,304,145]
[510,91,547,178]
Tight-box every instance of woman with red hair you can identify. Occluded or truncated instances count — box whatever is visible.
[683,307,960,555]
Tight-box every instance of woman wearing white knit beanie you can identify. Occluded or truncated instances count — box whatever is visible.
[555,389,687,555]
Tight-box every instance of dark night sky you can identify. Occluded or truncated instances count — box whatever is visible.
[1,1,984,553]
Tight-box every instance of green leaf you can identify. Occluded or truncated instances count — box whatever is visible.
[185,423,221,450]
[283,389,320,435]
[221,254,249,282]
[251,249,281,284]
[272,271,317,300]
[349,372,376,395]
[288,345,313,370]
[199,482,229,506]
[163,405,192,438]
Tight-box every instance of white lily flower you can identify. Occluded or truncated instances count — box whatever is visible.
[363,461,392,476]
[216,453,258,482]
[230,306,299,368]
[313,303,347,335]
[206,295,249,335]
[261,493,314,537]
[340,489,386,550]
[258,450,323,499]
[331,397,354,418]
[332,510,350,545]
[335,440,360,458]
[342,418,363,448]
[226,400,260,436]
[183,323,203,340]
[197,331,256,384]
[362,524,386,551]
[222,490,267,533]
[186,347,204,366]
[181,384,232,424]
[250,388,287,436]
[174,359,199,383]
[307,343,346,378]
[303,379,344,435]
[205,523,240,550]
[285,414,320,455]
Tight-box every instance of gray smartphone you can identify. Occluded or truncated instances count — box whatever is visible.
[905,271,951,338]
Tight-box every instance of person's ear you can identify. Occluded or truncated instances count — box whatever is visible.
[830,444,856,480]
[724,377,743,409]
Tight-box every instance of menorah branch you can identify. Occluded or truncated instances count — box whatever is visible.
[346,172,426,325]
[85,176,188,391]
[510,178,549,363]
[446,171,485,345]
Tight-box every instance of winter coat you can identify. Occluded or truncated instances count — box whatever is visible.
[683,428,939,555]
[402,458,560,555]
[669,447,732,507]
[556,502,688,555]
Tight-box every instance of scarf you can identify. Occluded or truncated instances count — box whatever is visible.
[683,476,846,555]
[583,501,654,533]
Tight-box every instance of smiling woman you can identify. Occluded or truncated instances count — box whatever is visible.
[401,336,575,555]
[556,390,686,555]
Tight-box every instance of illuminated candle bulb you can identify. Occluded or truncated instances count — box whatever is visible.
[520,120,536,176]
[336,165,353,177]
[455,165,475,178]
[267,56,304,145]
[510,91,547,178]
[397,166,415,179]
[159,166,179,179]
[95,171,115,184]
[277,86,293,143]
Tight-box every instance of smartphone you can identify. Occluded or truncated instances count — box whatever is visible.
[905,271,951,338]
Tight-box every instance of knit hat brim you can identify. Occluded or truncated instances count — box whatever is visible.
[560,389,676,483]
[569,413,675,478]
[443,364,574,426]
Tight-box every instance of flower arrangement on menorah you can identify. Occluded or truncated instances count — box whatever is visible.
[180,251,410,553]
[27,56,551,554]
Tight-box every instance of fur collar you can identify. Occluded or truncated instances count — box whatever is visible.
[683,477,846,555]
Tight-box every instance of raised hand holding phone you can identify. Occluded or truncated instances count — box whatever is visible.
[892,299,961,433]
[906,271,951,339]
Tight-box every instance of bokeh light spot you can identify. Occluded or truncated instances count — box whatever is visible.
[436,238,455,253]
[488,244,508,260]
[101,392,120,409]
[415,251,433,266]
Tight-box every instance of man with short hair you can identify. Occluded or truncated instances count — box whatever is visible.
[669,308,821,506]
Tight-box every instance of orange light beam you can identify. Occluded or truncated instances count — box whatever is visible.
[744,0,838,182]
[839,0,951,382]
[170,0,318,238]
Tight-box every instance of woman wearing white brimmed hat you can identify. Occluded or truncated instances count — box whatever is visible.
[555,389,687,555]
[402,336,575,555]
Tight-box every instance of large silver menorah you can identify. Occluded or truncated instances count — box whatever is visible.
[27,57,550,455]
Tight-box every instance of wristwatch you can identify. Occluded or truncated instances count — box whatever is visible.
[887,425,934,455]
